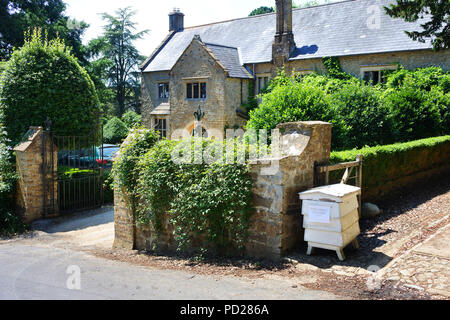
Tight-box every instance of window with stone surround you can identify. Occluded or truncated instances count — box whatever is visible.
[158,82,169,100]
[186,82,207,100]
[361,65,398,85]
[154,118,168,138]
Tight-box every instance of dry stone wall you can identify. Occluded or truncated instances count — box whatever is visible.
[113,121,333,259]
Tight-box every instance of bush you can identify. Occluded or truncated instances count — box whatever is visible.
[247,66,449,150]
[103,117,129,144]
[246,73,334,132]
[383,86,445,141]
[122,111,142,129]
[246,72,393,150]
[0,128,26,236]
[134,139,254,254]
[330,79,394,149]
[383,67,449,140]
[330,136,450,194]
[111,129,160,206]
[0,29,100,146]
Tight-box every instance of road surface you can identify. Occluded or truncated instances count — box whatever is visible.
[0,208,340,300]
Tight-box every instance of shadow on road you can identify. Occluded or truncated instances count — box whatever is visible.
[31,206,114,234]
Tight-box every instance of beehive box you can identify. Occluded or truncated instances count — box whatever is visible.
[299,184,361,261]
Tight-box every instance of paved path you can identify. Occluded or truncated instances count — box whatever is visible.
[382,223,450,297]
[0,208,340,300]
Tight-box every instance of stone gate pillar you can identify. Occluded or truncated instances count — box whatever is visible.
[14,127,58,223]
[246,121,332,259]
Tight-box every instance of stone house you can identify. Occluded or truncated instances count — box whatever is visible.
[140,0,449,138]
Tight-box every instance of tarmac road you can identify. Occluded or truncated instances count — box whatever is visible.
[0,208,340,300]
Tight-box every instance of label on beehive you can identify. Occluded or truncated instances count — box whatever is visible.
[308,205,331,224]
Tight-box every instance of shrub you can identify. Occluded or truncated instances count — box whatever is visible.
[0,128,26,236]
[0,29,100,146]
[122,111,142,129]
[246,74,335,132]
[111,129,160,208]
[385,67,448,92]
[247,67,449,150]
[330,136,450,194]
[330,79,394,149]
[103,117,129,144]
[382,84,445,141]
[135,139,254,254]
[246,73,394,150]
[383,67,449,140]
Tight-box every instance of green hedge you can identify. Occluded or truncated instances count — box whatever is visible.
[330,136,450,192]
[0,29,100,146]
[247,67,449,150]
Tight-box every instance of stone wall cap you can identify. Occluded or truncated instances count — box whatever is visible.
[13,127,43,152]
[14,140,33,152]
[277,121,332,129]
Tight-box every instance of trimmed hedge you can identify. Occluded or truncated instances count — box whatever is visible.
[330,136,450,194]
[0,29,100,146]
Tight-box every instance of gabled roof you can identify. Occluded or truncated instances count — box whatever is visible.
[142,0,434,73]
[204,43,253,79]
[170,35,253,79]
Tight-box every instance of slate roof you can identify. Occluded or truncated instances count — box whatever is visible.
[205,43,253,78]
[142,0,434,73]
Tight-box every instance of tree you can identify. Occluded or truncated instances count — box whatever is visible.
[0,29,100,145]
[89,7,148,117]
[103,117,129,144]
[248,1,331,16]
[385,0,449,50]
[0,0,89,63]
[249,6,274,16]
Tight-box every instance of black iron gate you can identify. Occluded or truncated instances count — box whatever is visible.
[43,128,104,215]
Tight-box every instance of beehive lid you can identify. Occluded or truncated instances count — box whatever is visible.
[299,184,361,203]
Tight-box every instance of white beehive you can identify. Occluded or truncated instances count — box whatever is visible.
[299,184,361,261]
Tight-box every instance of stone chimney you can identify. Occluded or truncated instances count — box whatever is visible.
[272,0,296,68]
[169,8,184,32]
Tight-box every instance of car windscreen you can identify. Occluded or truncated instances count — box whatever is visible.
[101,147,120,157]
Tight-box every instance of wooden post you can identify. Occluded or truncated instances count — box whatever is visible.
[356,154,363,217]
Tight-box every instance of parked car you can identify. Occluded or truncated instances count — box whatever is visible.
[58,144,120,169]
[95,144,120,169]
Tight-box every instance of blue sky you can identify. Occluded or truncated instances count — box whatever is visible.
[64,0,339,58]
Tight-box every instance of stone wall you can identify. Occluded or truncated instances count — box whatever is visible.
[14,127,58,223]
[246,121,332,258]
[113,121,333,259]
[113,187,136,250]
